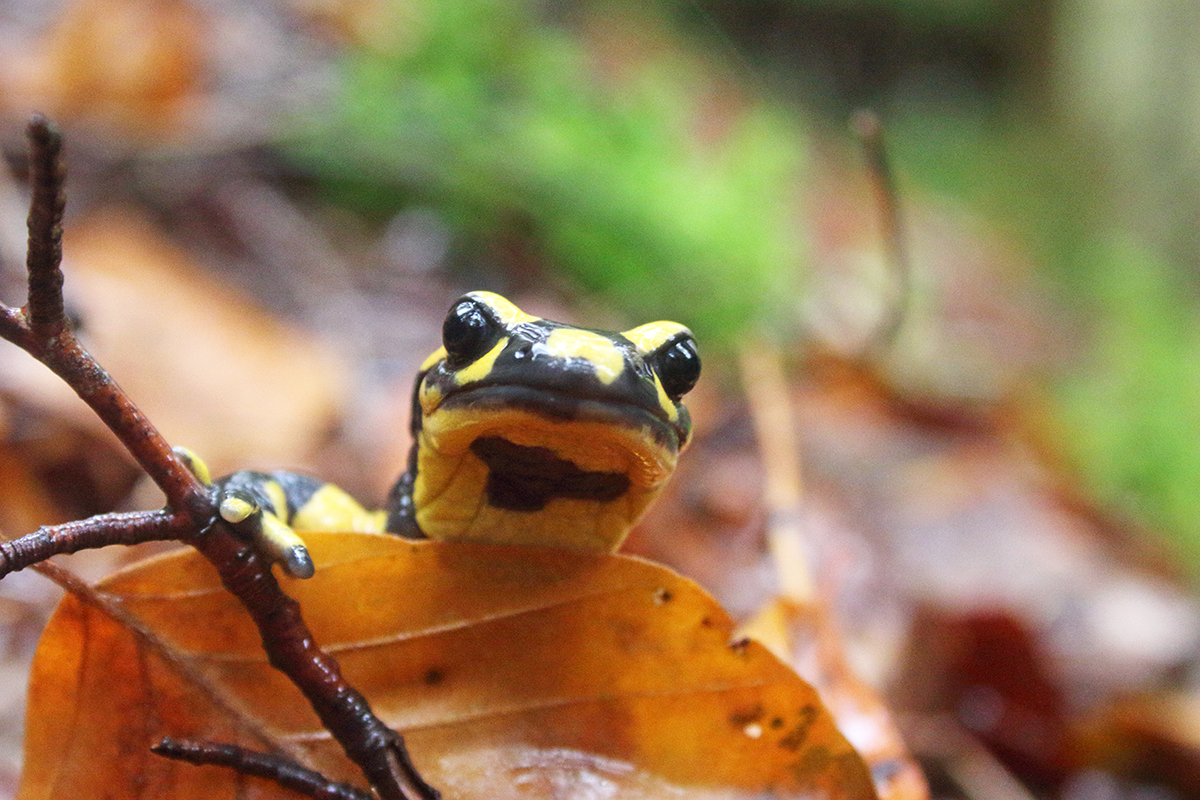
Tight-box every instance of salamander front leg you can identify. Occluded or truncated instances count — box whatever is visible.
[217,487,315,579]
[174,448,316,579]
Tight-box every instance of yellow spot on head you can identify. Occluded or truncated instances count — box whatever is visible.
[652,374,679,423]
[540,328,625,385]
[419,380,444,415]
[420,345,448,372]
[466,291,539,326]
[453,337,509,386]
[622,320,691,355]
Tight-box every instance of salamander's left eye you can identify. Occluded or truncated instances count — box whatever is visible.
[443,297,497,369]
[650,335,701,400]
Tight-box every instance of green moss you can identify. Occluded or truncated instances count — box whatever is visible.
[285,0,811,345]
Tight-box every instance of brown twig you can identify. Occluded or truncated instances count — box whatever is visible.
[0,116,439,800]
[738,342,813,603]
[850,109,911,359]
[209,536,440,800]
[24,113,67,332]
[7,117,209,515]
[0,510,189,578]
[0,303,30,348]
[152,739,373,800]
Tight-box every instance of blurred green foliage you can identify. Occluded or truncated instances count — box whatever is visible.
[287,0,1200,569]
[1054,236,1200,566]
[288,0,810,344]
[889,109,1200,568]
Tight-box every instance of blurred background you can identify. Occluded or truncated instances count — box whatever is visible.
[2,0,1200,798]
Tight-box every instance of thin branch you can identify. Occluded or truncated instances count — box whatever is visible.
[850,109,912,359]
[24,114,67,332]
[153,739,373,800]
[4,120,208,516]
[208,534,441,800]
[0,510,187,579]
[738,342,813,604]
[0,304,30,347]
[0,116,440,800]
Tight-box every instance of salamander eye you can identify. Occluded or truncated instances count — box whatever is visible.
[651,335,701,400]
[443,297,497,369]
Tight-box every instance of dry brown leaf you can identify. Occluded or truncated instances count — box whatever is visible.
[0,412,142,536]
[741,599,928,800]
[1074,690,1200,795]
[1,0,207,140]
[20,532,876,800]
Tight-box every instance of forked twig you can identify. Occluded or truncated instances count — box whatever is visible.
[0,116,439,800]
[152,739,373,800]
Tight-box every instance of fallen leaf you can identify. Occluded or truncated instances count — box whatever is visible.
[741,599,928,800]
[1075,690,1200,796]
[20,533,876,799]
[0,0,207,140]
[893,609,1072,787]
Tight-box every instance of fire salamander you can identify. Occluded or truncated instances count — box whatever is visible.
[207,291,700,577]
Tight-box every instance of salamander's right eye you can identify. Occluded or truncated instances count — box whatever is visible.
[650,333,701,400]
[442,297,498,369]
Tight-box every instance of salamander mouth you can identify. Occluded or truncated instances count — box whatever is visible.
[468,435,631,512]
[421,384,683,492]
[436,382,683,448]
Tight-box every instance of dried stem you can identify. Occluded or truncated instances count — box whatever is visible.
[152,739,373,800]
[0,510,187,578]
[25,114,67,332]
[738,342,813,604]
[0,116,439,800]
[0,304,30,348]
[850,109,911,359]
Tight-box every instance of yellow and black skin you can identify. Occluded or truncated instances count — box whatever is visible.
[212,291,700,575]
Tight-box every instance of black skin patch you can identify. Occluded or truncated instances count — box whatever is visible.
[470,436,631,512]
